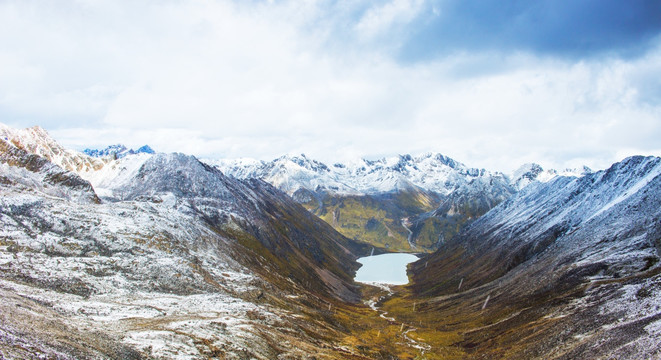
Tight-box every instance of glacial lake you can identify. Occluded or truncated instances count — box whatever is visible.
[354,253,420,285]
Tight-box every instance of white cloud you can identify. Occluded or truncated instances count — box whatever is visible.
[354,0,425,41]
[1,0,660,173]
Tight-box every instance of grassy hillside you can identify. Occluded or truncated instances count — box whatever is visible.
[297,186,509,253]
[305,190,440,252]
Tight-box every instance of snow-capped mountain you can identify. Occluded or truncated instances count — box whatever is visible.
[0,124,370,358]
[211,152,508,197]
[211,153,518,251]
[0,137,99,204]
[411,155,661,358]
[0,124,159,199]
[511,162,592,190]
[0,124,105,173]
[84,144,155,159]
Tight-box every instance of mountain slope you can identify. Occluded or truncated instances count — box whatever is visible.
[113,152,367,302]
[408,155,661,359]
[1,175,363,359]
[0,124,106,173]
[0,137,99,204]
[0,124,375,359]
[211,153,515,252]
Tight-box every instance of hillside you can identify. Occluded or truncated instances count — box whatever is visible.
[0,124,372,359]
[404,155,661,358]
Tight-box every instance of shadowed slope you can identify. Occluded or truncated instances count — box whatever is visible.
[117,153,369,302]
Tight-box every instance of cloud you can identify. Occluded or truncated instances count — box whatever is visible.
[400,0,661,62]
[354,0,425,41]
[1,0,661,173]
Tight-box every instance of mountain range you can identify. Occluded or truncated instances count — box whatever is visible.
[209,153,591,252]
[83,144,155,159]
[0,123,659,359]
[0,125,369,358]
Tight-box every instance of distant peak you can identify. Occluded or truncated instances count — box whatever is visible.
[560,165,592,176]
[137,145,155,154]
[273,153,330,173]
[84,144,155,159]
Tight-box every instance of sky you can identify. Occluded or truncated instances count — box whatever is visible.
[1,0,661,172]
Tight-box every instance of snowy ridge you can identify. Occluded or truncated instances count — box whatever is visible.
[510,163,592,190]
[586,158,661,221]
[211,153,592,200]
[208,152,509,197]
[472,156,659,252]
[0,123,156,199]
[0,123,106,174]
[84,144,155,159]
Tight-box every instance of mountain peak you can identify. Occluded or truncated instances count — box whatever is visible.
[0,123,60,152]
[513,162,544,178]
[512,162,594,190]
[136,145,155,154]
[0,123,106,174]
[274,153,330,173]
[84,144,155,159]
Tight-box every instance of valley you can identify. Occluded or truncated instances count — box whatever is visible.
[211,153,520,253]
[0,124,659,359]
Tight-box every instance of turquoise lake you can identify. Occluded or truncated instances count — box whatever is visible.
[354,253,420,285]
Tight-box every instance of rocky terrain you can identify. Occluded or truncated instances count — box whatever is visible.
[0,125,371,359]
[1,123,658,359]
[407,155,661,358]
